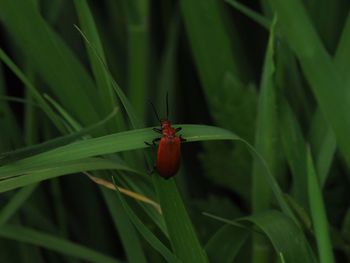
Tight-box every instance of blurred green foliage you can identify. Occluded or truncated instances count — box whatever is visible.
[0,0,349,262]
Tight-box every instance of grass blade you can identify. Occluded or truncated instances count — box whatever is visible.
[73,0,118,132]
[0,158,141,193]
[74,25,141,129]
[0,184,38,226]
[334,12,350,85]
[112,177,180,263]
[180,0,251,98]
[0,48,64,131]
[0,125,295,220]
[270,0,350,169]
[156,9,180,115]
[308,110,336,187]
[279,98,308,208]
[154,176,209,262]
[306,149,335,263]
[0,225,121,263]
[123,0,149,120]
[205,224,249,263]
[100,187,147,263]
[252,16,279,213]
[225,0,271,29]
[206,210,316,262]
[75,23,207,263]
[0,65,21,150]
[0,108,118,164]
[251,17,280,262]
[308,12,350,187]
[0,0,103,125]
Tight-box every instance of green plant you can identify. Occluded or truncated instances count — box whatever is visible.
[0,0,349,262]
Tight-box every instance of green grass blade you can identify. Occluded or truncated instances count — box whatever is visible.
[199,73,257,201]
[334,12,350,85]
[279,98,308,208]
[203,213,254,231]
[24,100,38,149]
[0,158,141,193]
[209,211,316,262]
[96,1,126,87]
[181,0,257,204]
[123,0,149,120]
[0,0,102,125]
[0,125,220,177]
[117,173,168,236]
[75,25,141,129]
[0,108,118,164]
[308,11,350,187]
[252,18,279,262]
[180,0,251,95]
[252,16,279,213]
[44,94,83,132]
[112,178,180,263]
[0,96,37,106]
[49,179,71,244]
[0,184,38,226]
[284,194,312,232]
[0,125,295,220]
[100,187,147,263]
[154,176,209,262]
[73,0,118,132]
[306,149,335,263]
[303,0,346,52]
[270,0,350,169]
[225,0,271,29]
[260,0,273,17]
[156,10,179,114]
[341,208,350,239]
[205,224,249,263]
[0,225,121,263]
[308,110,336,187]
[0,66,21,150]
[209,210,316,262]
[0,48,64,132]
[44,0,64,24]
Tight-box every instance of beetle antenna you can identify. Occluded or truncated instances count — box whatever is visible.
[166,92,169,120]
[150,101,161,123]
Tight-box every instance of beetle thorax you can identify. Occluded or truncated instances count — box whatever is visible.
[161,120,176,136]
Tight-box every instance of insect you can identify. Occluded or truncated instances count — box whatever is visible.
[145,94,185,179]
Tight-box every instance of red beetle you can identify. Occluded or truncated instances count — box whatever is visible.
[145,95,185,179]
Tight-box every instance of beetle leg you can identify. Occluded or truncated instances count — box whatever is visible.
[175,127,182,133]
[152,137,161,146]
[144,141,154,148]
[144,141,157,150]
[180,135,187,142]
[145,138,160,147]
[144,141,152,146]
[147,165,157,176]
[153,128,162,134]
